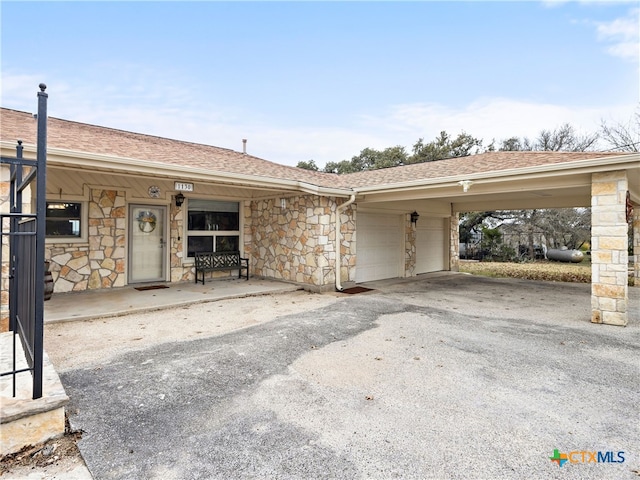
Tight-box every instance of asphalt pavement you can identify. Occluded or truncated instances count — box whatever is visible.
[61,275,640,479]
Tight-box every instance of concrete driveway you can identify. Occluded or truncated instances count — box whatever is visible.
[59,274,639,479]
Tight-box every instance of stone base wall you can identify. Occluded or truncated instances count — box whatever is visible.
[405,214,416,277]
[244,195,355,288]
[633,206,639,287]
[449,213,460,271]
[591,171,628,326]
[337,201,356,285]
[47,189,126,292]
[169,203,195,282]
[0,334,69,456]
[1,407,65,457]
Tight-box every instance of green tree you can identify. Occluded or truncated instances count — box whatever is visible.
[324,160,354,174]
[296,159,320,171]
[409,131,482,163]
[323,146,408,174]
[462,123,599,260]
[497,136,533,151]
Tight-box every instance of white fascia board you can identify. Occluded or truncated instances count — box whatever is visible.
[4,142,353,198]
[353,154,640,194]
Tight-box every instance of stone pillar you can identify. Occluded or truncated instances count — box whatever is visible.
[591,171,628,326]
[449,212,460,272]
[633,203,639,287]
[405,213,416,277]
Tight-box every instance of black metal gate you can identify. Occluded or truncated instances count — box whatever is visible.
[0,84,48,399]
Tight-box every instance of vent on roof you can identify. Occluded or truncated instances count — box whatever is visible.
[242,138,247,154]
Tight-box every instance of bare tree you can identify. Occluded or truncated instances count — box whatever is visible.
[600,110,640,152]
[535,123,599,151]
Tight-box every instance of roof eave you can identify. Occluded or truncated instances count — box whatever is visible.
[1,142,354,197]
[353,154,640,194]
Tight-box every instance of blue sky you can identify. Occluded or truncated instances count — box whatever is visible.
[2,1,638,167]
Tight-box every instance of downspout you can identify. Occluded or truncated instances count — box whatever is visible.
[335,195,356,291]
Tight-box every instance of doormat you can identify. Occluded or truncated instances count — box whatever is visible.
[341,286,374,294]
[134,285,169,291]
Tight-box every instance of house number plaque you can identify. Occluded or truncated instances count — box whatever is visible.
[175,182,194,192]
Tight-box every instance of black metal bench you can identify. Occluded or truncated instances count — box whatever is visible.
[194,251,249,284]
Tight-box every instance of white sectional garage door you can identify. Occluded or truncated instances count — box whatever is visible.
[415,217,446,274]
[356,213,403,283]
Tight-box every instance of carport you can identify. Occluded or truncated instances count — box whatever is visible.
[345,151,640,326]
[2,109,638,326]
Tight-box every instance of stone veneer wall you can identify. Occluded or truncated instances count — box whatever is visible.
[47,189,126,292]
[405,214,416,277]
[633,205,639,287]
[591,171,628,326]
[337,201,356,285]
[449,213,460,271]
[169,203,193,283]
[244,195,355,289]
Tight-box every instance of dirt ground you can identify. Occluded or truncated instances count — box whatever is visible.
[0,416,85,479]
[1,290,343,479]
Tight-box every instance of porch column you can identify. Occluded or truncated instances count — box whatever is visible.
[405,213,416,277]
[633,203,639,287]
[591,171,628,326]
[449,212,459,272]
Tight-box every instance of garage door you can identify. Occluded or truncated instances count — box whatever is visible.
[415,217,446,274]
[356,213,403,283]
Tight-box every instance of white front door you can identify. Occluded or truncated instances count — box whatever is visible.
[129,205,167,283]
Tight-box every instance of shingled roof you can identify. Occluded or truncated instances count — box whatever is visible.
[0,108,348,189]
[341,150,628,188]
[1,108,631,192]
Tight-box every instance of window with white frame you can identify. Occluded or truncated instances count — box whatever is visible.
[186,199,240,257]
[46,202,83,238]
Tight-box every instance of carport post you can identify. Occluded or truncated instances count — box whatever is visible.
[633,204,639,287]
[590,171,629,326]
[449,212,460,272]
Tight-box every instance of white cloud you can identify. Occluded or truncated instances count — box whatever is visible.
[2,72,637,168]
[594,8,639,62]
[358,98,635,150]
[0,73,47,107]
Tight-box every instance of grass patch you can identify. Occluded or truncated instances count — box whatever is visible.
[460,259,635,286]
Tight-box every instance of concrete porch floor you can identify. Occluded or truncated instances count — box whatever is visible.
[44,278,302,324]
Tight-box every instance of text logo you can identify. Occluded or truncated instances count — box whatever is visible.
[550,449,568,467]
[550,449,625,467]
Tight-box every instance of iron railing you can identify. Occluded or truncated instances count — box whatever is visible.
[0,84,48,399]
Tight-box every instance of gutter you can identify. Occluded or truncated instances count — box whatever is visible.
[352,153,640,195]
[335,194,356,292]
[2,142,354,198]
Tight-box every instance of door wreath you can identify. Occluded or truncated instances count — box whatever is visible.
[137,210,157,233]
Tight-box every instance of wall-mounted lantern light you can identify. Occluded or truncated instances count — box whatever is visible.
[410,211,420,225]
[175,192,185,207]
